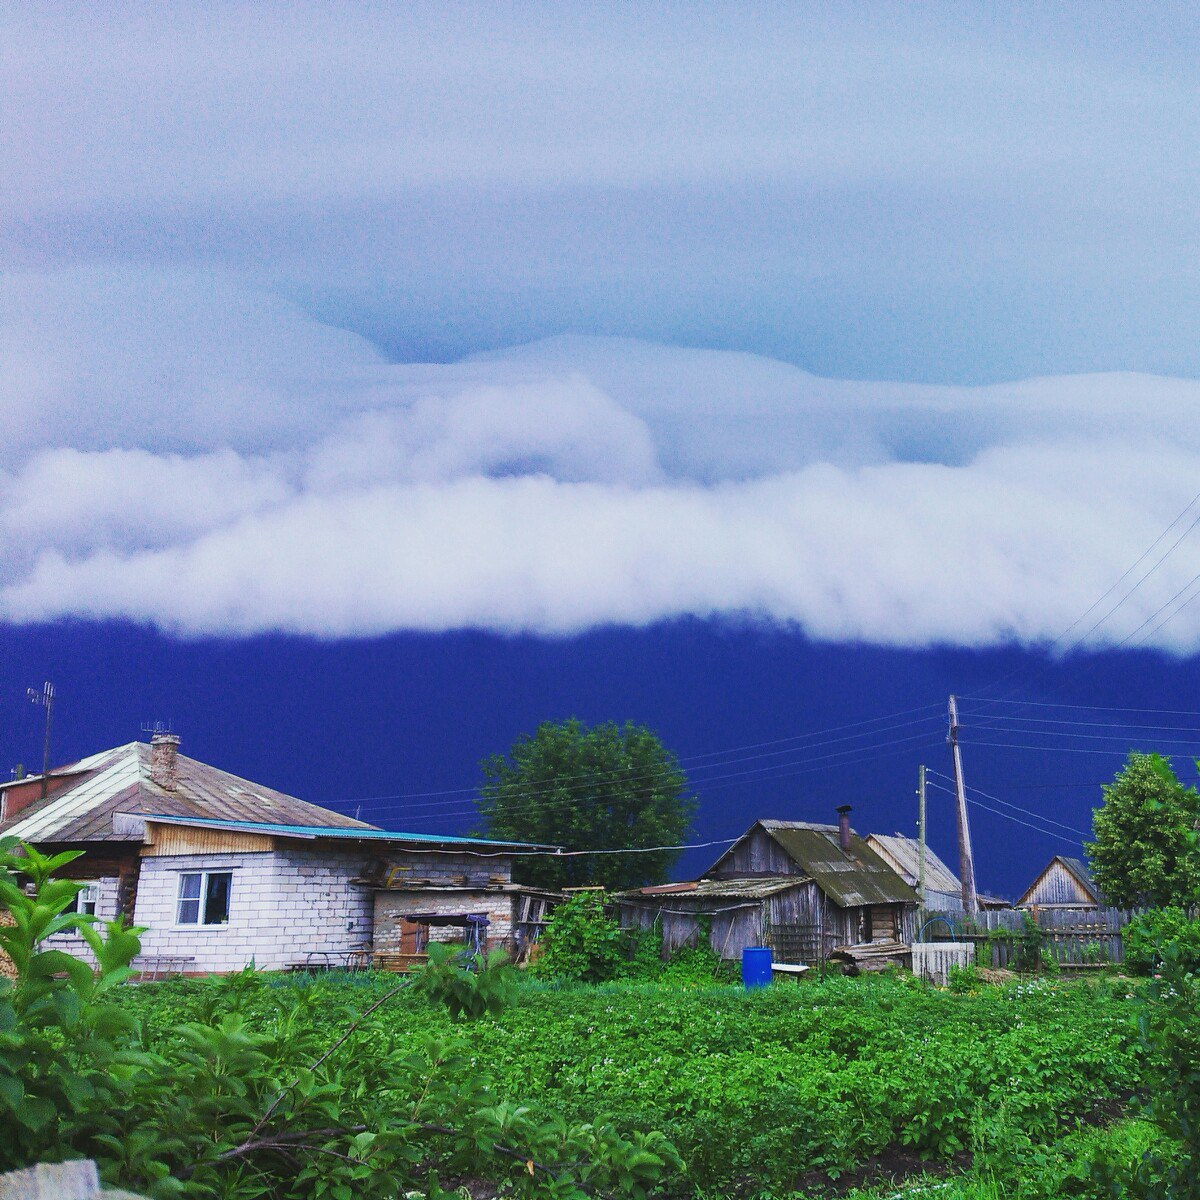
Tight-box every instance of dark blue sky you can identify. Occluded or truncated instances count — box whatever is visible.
[5,6,1200,905]
[4,619,1195,898]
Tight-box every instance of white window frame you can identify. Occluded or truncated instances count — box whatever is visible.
[175,871,233,928]
[66,882,99,917]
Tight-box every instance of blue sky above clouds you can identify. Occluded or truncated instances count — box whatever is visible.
[4,4,1200,890]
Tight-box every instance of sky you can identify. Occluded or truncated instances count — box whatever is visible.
[4,3,1200,896]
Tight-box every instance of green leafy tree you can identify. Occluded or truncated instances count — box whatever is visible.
[1086,753,1200,908]
[477,718,695,891]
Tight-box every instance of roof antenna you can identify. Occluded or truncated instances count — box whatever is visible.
[26,682,55,801]
[141,720,176,738]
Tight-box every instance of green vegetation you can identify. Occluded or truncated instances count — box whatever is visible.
[1087,752,1200,908]
[1125,907,1200,975]
[119,970,1146,1198]
[477,718,695,890]
[0,838,680,1199]
[8,832,1200,1198]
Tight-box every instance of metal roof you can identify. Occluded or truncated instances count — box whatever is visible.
[867,833,1008,908]
[618,875,810,903]
[2,742,374,843]
[866,833,963,895]
[140,814,555,851]
[757,820,918,907]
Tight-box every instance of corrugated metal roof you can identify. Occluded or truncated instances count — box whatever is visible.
[1,742,379,842]
[759,821,918,906]
[867,833,1008,908]
[142,814,555,850]
[866,833,962,895]
[618,875,809,902]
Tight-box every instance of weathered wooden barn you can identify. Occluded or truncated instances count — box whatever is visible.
[1016,856,1104,909]
[616,810,919,966]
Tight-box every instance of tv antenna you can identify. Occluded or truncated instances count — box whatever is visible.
[141,720,176,738]
[26,682,55,801]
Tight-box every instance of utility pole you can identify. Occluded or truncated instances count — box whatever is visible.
[947,695,978,917]
[917,763,927,909]
[27,682,55,801]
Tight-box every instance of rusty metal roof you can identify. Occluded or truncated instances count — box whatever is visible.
[617,875,810,903]
[0,742,377,843]
[757,820,918,907]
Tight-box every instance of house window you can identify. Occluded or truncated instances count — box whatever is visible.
[65,883,99,917]
[176,872,232,926]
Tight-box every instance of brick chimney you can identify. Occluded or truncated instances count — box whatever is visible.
[835,805,853,852]
[149,733,180,791]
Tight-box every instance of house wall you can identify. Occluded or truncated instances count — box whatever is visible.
[373,889,517,952]
[1019,861,1096,908]
[44,874,121,962]
[709,828,798,877]
[133,846,373,972]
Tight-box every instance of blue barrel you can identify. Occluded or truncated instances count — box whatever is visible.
[742,946,772,989]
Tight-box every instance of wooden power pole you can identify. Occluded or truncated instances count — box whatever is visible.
[917,763,927,909]
[27,682,55,801]
[947,696,978,916]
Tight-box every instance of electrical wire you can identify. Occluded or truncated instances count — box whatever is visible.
[348,713,945,818]
[337,702,946,807]
[352,728,945,823]
[925,779,1082,847]
[924,768,1089,836]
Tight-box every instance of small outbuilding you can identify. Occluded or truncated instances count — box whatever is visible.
[1016,856,1104,909]
[616,809,919,967]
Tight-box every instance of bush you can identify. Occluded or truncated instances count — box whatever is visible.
[0,837,680,1199]
[412,942,517,1019]
[530,892,630,982]
[1125,907,1200,975]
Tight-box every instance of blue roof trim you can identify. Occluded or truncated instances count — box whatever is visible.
[142,813,558,851]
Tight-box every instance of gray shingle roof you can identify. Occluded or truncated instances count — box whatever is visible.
[0,742,375,842]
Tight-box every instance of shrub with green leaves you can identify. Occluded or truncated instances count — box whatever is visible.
[1125,907,1200,976]
[0,837,680,1199]
[530,892,630,982]
[412,942,518,1019]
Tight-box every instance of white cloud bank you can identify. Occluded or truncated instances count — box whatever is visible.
[3,266,1200,651]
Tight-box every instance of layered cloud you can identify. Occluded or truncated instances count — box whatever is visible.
[3,266,1200,650]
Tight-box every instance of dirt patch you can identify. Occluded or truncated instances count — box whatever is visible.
[975,966,1017,985]
[791,1147,972,1198]
[0,909,16,980]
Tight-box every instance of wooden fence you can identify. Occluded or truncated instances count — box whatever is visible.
[921,906,1169,969]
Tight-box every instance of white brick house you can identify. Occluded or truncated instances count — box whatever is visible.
[0,734,556,973]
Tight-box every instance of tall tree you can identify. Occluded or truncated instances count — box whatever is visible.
[477,718,695,892]
[1086,752,1200,908]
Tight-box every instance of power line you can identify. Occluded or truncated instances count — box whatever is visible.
[925,778,1082,847]
[925,768,1089,836]
[959,696,1200,718]
[956,739,1151,757]
[348,719,944,817]
[352,728,945,822]
[968,484,1200,702]
[337,702,946,807]
[959,711,1200,735]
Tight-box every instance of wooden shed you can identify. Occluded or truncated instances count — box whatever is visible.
[1016,856,1104,909]
[617,811,919,965]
